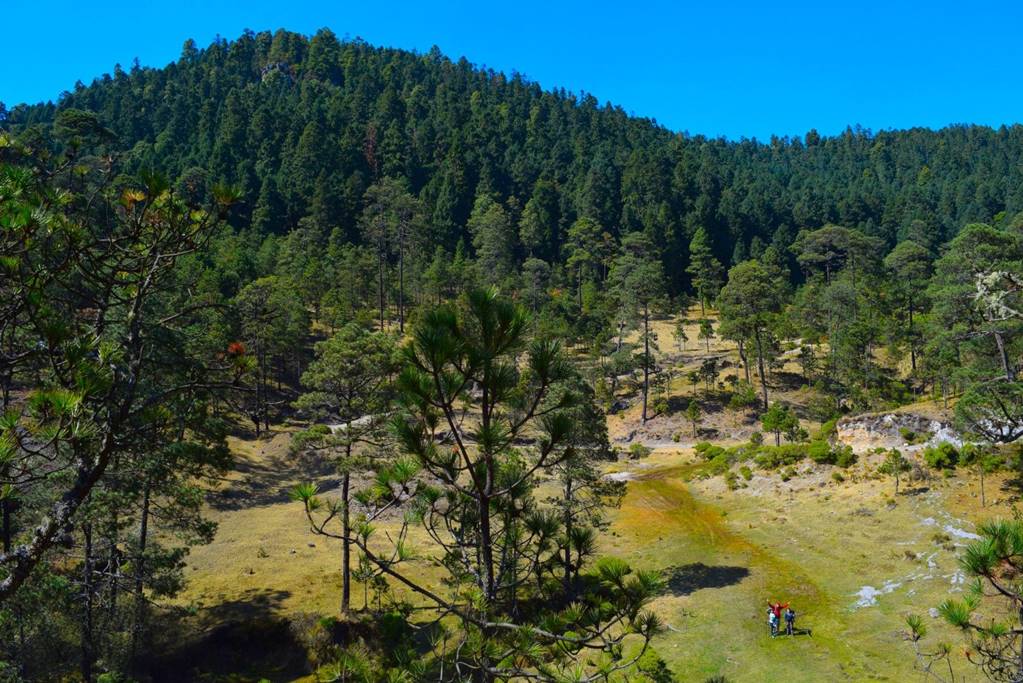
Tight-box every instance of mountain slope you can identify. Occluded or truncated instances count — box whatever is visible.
[6,28,1023,293]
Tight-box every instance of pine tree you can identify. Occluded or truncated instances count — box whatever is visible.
[687,226,723,315]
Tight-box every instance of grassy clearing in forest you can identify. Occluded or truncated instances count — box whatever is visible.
[604,447,1001,682]
[167,309,997,681]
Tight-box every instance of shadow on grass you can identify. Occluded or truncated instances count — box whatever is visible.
[899,486,931,496]
[662,562,750,596]
[774,626,814,637]
[211,446,337,512]
[1000,473,1023,500]
[150,588,309,682]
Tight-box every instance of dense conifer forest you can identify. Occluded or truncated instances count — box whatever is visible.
[7,28,1023,293]
[2,27,1023,683]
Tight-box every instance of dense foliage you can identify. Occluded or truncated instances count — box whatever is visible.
[7,28,1023,302]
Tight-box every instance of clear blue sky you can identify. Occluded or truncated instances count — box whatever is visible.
[3,0,1023,140]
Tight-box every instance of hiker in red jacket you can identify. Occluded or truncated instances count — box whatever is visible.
[768,600,788,622]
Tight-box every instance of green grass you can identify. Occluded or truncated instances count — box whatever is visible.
[601,449,976,681]
[171,424,991,681]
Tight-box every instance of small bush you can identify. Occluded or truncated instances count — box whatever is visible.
[289,613,339,669]
[807,440,833,463]
[628,443,653,460]
[749,431,764,447]
[755,444,807,469]
[923,442,958,470]
[899,426,931,445]
[831,471,845,483]
[694,442,725,461]
[739,465,753,481]
[724,471,740,490]
[780,466,797,482]
[707,452,734,475]
[651,395,669,416]
[805,439,856,467]
[815,418,839,441]
[807,394,841,422]
[834,445,857,468]
[728,382,758,410]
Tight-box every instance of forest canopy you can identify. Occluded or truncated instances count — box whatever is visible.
[6,27,1023,300]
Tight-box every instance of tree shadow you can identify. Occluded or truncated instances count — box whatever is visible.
[149,588,306,682]
[211,447,337,511]
[898,485,931,496]
[1000,472,1023,500]
[773,371,809,392]
[666,392,727,416]
[661,562,750,596]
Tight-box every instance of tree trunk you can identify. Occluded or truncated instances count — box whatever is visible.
[341,469,351,613]
[642,304,650,423]
[737,340,751,384]
[1,498,11,555]
[908,303,916,373]
[81,523,95,683]
[755,328,769,409]
[378,247,386,330]
[398,234,405,335]
[479,495,495,601]
[108,513,120,619]
[562,476,573,598]
[994,330,1015,381]
[130,482,151,664]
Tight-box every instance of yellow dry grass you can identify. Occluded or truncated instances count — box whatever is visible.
[169,310,1001,681]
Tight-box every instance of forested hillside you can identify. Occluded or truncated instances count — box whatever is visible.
[6,27,1023,296]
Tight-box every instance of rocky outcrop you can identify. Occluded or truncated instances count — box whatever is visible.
[836,412,963,451]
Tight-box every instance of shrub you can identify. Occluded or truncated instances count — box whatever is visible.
[651,395,669,416]
[724,471,740,490]
[833,445,857,468]
[923,442,959,470]
[628,443,653,460]
[807,440,833,463]
[728,382,758,410]
[749,431,764,446]
[806,439,856,467]
[807,394,841,422]
[694,442,725,461]
[289,613,339,669]
[755,444,807,469]
[707,452,734,475]
[815,418,838,441]
[899,426,930,445]
[958,443,999,469]
[780,466,797,481]
[831,471,845,483]
[739,465,753,481]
